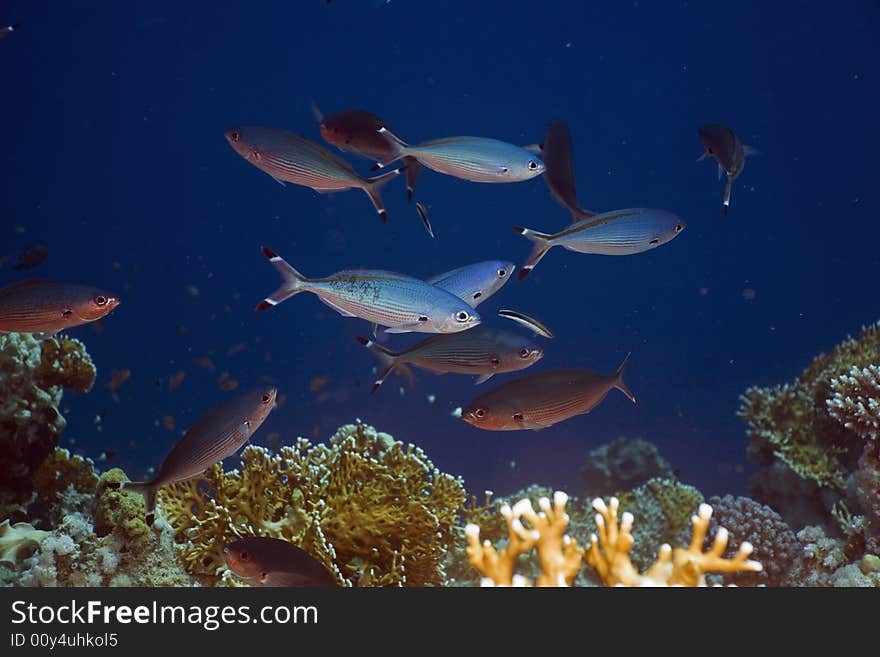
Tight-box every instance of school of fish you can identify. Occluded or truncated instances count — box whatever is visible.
[0,24,758,583]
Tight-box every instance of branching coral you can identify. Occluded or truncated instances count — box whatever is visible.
[739,321,879,491]
[0,520,49,566]
[585,497,762,586]
[465,492,584,587]
[0,333,67,500]
[33,336,97,393]
[159,421,467,587]
[827,364,880,441]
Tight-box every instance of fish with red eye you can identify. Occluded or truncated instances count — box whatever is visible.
[223,537,337,587]
[315,107,424,201]
[0,279,120,339]
[697,124,758,216]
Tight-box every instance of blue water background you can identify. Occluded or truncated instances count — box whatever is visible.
[1,1,878,499]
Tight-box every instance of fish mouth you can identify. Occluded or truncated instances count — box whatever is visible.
[532,349,544,361]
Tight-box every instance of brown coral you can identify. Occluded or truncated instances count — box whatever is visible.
[585,497,762,586]
[465,491,584,586]
[160,421,467,587]
[34,336,97,393]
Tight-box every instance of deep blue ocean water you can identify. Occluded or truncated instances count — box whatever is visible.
[1,1,878,500]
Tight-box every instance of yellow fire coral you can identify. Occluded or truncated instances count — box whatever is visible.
[465,491,584,586]
[34,336,97,393]
[585,497,762,586]
[160,421,467,587]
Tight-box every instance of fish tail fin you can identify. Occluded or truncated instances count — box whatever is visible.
[722,179,732,216]
[114,481,159,526]
[364,167,406,223]
[255,246,309,311]
[513,226,554,280]
[356,336,399,393]
[371,127,410,170]
[403,156,422,200]
[309,99,323,123]
[613,352,637,404]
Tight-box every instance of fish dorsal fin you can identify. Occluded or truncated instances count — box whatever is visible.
[0,278,54,296]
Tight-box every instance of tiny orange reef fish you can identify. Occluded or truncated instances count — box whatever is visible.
[697,124,758,216]
[113,387,277,525]
[460,354,635,431]
[225,126,404,222]
[224,537,338,587]
[14,244,49,271]
[0,279,120,338]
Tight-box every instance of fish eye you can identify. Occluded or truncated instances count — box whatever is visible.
[418,315,429,322]
[474,408,486,418]
[490,356,501,366]
[230,131,240,142]
[95,295,108,306]
[455,311,470,322]
[239,550,250,562]
[500,167,509,174]
[261,393,272,404]
[674,223,683,232]
[528,160,538,170]
[519,348,530,358]
[513,413,524,421]
[497,268,507,277]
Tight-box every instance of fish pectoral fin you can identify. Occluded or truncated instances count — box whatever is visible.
[317,296,357,317]
[474,373,493,385]
[371,323,379,339]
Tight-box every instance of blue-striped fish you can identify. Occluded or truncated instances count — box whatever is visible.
[314,106,423,200]
[357,326,543,391]
[117,387,277,525]
[374,128,545,183]
[460,355,635,431]
[225,126,403,221]
[536,121,596,222]
[256,247,480,334]
[698,124,758,216]
[515,208,686,279]
[427,260,515,308]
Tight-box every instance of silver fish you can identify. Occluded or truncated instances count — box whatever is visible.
[118,387,277,524]
[374,128,545,183]
[357,326,543,391]
[256,247,480,334]
[697,124,758,216]
[427,260,515,308]
[460,355,635,431]
[225,126,403,222]
[515,208,686,279]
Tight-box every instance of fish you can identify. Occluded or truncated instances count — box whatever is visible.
[514,208,686,279]
[223,537,337,587]
[536,121,596,222]
[497,309,554,339]
[460,355,636,431]
[426,260,515,308]
[0,279,120,338]
[374,128,545,183]
[315,106,423,200]
[356,326,544,391]
[415,202,433,238]
[697,124,758,216]
[224,126,404,222]
[13,244,49,271]
[168,370,186,390]
[0,24,17,40]
[115,387,277,525]
[255,246,480,334]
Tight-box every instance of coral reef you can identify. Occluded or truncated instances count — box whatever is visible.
[33,336,97,394]
[789,525,880,587]
[854,440,880,554]
[826,364,880,441]
[0,520,48,566]
[465,491,584,586]
[613,477,704,571]
[159,421,467,587]
[581,437,674,498]
[705,495,800,586]
[585,497,762,586]
[0,333,67,500]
